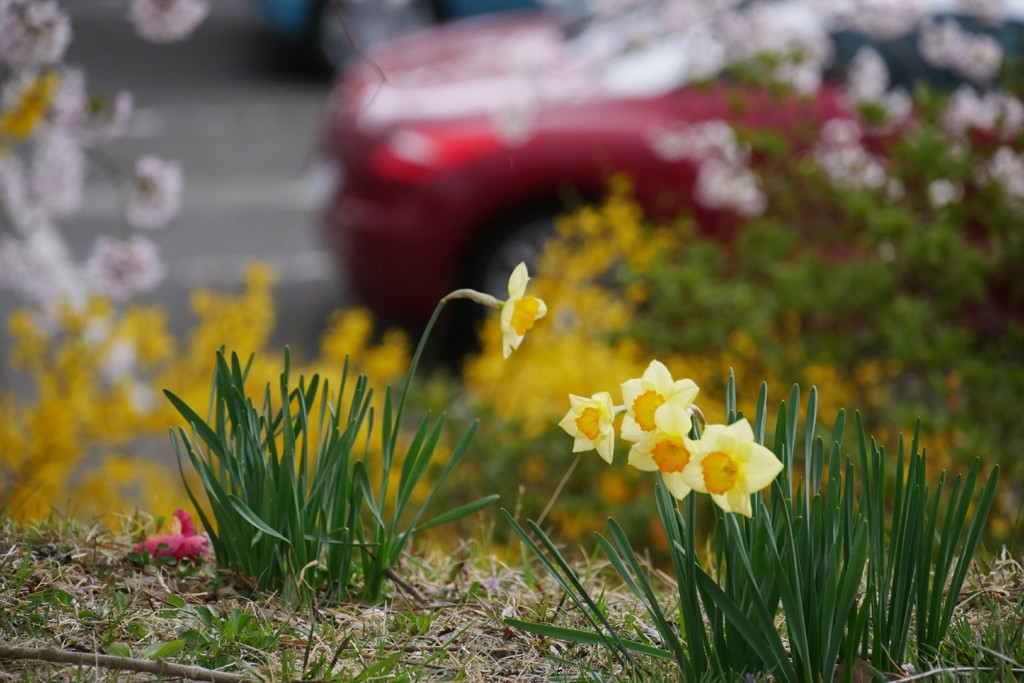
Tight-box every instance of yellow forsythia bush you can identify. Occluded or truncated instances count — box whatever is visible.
[0,263,411,521]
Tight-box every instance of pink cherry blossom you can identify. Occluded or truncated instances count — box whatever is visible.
[85,235,166,301]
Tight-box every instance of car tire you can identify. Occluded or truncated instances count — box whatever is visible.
[439,207,558,362]
[475,212,556,300]
[310,0,436,73]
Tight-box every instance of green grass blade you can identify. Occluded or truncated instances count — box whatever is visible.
[753,381,769,445]
[228,495,292,545]
[804,385,818,500]
[414,495,499,533]
[391,413,437,524]
[500,509,635,669]
[692,567,797,683]
[505,619,673,660]
[164,389,229,462]
[601,524,689,667]
[726,368,737,423]
[935,464,999,651]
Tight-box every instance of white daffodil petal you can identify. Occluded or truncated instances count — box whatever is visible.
[663,472,692,500]
[725,418,756,442]
[710,492,733,514]
[681,457,708,493]
[741,443,784,491]
[534,298,548,320]
[573,437,596,453]
[670,378,700,406]
[728,489,754,518]
[507,261,529,298]
[699,424,727,444]
[644,360,673,391]
[567,394,591,412]
[621,378,642,406]
[620,416,644,443]
[653,402,692,435]
[627,442,659,471]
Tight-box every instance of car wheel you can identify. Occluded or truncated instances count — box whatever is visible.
[476,212,556,300]
[311,0,436,73]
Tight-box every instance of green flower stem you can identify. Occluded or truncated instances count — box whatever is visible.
[389,300,446,452]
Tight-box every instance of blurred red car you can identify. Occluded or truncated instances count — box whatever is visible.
[316,10,854,331]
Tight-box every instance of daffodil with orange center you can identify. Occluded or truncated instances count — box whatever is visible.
[620,360,699,443]
[627,402,700,500]
[499,262,547,358]
[683,419,784,517]
[442,261,546,359]
[558,391,616,463]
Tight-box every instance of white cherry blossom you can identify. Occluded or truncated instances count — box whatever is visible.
[126,155,183,229]
[0,0,71,67]
[128,0,208,43]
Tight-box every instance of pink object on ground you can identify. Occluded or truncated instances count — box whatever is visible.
[133,508,210,561]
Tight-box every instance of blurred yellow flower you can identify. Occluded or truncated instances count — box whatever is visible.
[684,419,783,517]
[627,402,699,500]
[599,468,632,505]
[1,261,416,522]
[1,71,60,140]
[499,262,547,359]
[620,360,699,443]
[558,391,616,463]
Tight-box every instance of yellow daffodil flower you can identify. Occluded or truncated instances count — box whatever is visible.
[627,402,700,500]
[499,262,547,358]
[1,71,60,140]
[620,360,699,443]
[443,261,546,359]
[683,418,784,517]
[558,391,616,463]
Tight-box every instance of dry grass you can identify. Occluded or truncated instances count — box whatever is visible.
[0,516,668,682]
[1,516,1021,682]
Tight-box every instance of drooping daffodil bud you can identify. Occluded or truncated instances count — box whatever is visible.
[442,261,547,359]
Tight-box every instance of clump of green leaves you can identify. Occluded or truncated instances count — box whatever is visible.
[165,302,498,605]
[507,374,998,681]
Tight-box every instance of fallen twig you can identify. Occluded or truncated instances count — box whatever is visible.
[385,566,428,605]
[0,645,253,682]
[891,665,1024,682]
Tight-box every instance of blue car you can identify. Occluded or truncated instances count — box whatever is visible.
[250,0,540,71]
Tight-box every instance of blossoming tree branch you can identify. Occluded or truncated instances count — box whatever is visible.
[0,0,207,311]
